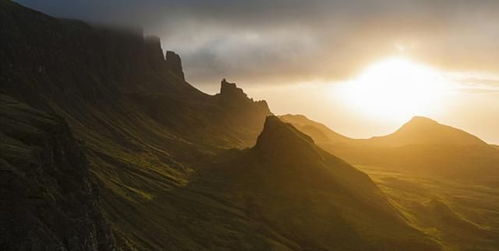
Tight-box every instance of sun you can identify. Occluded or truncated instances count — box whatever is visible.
[335,57,448,122]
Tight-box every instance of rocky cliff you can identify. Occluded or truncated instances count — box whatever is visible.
[165,50,185,80]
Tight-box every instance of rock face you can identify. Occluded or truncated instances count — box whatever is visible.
[165,50,185,80]
[217,78,269,110]
[0,94,116,251]
[214,79,272,145]
[220,78,248,99]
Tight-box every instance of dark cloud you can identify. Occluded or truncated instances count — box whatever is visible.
[15,0,499,86]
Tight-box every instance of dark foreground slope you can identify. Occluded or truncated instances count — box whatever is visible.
[0,94,116,250]
[281,114,499,184]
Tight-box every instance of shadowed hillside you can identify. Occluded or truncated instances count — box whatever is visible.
[0,1,271,249]
[0,0,271,150]
[0,94,116,250]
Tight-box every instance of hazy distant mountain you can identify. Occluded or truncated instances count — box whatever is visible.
[280,114,352,146]
[280,114,499,183]
[361,116,488,147]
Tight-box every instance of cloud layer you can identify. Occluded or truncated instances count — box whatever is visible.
[16,0,499,86]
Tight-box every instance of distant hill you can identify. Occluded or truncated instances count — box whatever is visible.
[280,114,352,145]
[280,114,499,183]
[362,116,488,147]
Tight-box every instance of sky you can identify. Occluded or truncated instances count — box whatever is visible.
[16,0,499,143]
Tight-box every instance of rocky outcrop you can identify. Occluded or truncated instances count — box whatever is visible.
[217,78,268,107]
[145,35,168,72]
[220,78,247,98]
[209,79,272,146]
[0,94,116,251]
[165,50,185,80]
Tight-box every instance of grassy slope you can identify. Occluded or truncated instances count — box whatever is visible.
[358,165,499,251]
[0,94,116,250]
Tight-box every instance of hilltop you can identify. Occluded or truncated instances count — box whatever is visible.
[280,114,499,183]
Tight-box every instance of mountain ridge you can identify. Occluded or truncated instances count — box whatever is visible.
[366,116,488,147]
[279,114,499,183]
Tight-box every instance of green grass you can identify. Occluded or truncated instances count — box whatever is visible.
[356,165,499,251]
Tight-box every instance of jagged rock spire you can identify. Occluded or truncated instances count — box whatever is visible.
[165,51,185,80]
[220,78,247,98]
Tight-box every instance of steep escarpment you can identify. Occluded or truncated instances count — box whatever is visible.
[0,1,270,250]
[0,0,269,149]
[0,94,116,250]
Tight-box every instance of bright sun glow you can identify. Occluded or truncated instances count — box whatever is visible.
[335,57,449,122]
